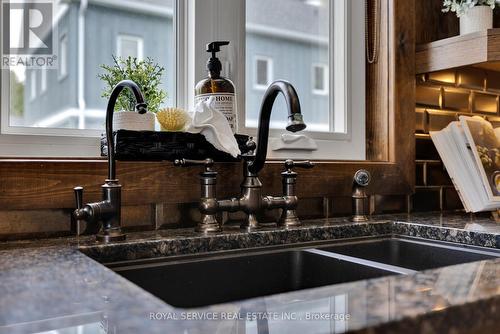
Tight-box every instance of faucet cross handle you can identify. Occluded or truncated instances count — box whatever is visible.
[72,186,100,236]
[283,159,314,172]
[279,160,314,228]
[72,187,86,236]
[174,158,214,172]
[173,158,221,233]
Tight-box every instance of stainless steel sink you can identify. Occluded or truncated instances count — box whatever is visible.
[109,237,499,308]
[316,238,499,272]
[111,249,398,308]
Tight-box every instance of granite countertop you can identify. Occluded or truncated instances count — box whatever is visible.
[0,212,499,333]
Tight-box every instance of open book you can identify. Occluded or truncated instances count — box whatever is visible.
[430,116,500,212]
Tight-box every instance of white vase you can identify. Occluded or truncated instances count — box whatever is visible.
[112,111,155,131]
[460,6,493,35]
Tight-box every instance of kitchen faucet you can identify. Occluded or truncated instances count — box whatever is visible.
[175,80,313,232]
[73,80,148,242]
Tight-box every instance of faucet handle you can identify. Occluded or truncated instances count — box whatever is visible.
[174,158,214,172]
[74,186,84,210]
[72,186,89,235]
[283,159,314,172]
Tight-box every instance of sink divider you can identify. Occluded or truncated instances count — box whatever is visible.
[304,248,418,275]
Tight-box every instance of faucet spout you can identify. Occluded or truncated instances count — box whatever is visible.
[248,80,305,175]
[106,80,148,180]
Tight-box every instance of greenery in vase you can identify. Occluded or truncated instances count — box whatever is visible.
[99,56,167,113]
[443,0,498,17]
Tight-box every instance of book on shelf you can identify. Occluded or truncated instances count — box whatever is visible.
[430,116,500,212]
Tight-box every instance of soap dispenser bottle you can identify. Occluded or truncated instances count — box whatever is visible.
[195,41,237,133]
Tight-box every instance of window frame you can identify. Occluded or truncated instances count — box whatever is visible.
[238,0,366,160]
[253,55,273,90]
[0,0,364,160]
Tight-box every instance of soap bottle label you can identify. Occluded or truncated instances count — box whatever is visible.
[195,93,237,133]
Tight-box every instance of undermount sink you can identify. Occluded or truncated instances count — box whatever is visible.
[109,237,499,309]
[111,249,397,308]
[316,238,499,272]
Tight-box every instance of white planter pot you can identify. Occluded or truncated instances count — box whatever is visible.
[113,111,155,131]
[460,6,493,35]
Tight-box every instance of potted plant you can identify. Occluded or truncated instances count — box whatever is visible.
[99,56,167,131]
[443,0,498,35]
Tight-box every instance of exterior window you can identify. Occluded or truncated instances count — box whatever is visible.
[59,34,68,80]
[312,64,328,95]
[1,0,175,156]
[243,0,365,159]
[253,56,273,90]
[1,0,363,159]
[117,35,144,60]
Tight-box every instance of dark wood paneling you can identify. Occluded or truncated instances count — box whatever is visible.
[366,0,389,161]
[0,160,410,210]
[415,0,458,44]
[389,0,416,190]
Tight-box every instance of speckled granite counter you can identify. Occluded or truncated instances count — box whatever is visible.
[0,212,499,334]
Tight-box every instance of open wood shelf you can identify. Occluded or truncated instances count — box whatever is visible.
[416,28,500,74]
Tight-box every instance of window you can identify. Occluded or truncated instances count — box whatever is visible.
[1,0,176,156]
[243,0,365,159]
[253,56,273,90]
[59,34,68,80]
[312,63,328,95]
[117,35,144,61]
[0,0,363,159]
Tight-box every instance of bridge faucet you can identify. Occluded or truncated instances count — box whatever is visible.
[73,80,148,242]
[176,80,309,232]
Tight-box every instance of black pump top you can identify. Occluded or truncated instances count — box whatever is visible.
[206,41,229,77]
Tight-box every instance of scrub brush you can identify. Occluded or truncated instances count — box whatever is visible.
[157,107,190,131]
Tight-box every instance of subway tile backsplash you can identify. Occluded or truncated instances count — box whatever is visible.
[414,66,500,213]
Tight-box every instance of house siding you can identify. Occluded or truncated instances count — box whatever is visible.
[246,33,328,127]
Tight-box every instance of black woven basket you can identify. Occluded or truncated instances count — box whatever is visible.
[100,130,250,162]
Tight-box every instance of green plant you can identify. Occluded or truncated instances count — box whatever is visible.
[99,56,167,113]
[443,0,498,17]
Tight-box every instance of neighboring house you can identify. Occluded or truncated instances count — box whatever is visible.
[23,0,328,131]
[246,0,329,131]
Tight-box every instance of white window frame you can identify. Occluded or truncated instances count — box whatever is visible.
[116,34,144,61]
[0,0,365,160]
[253,55,273,90]
[241,0,365,160]
[312,63,329,96]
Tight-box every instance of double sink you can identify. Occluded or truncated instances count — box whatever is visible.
[107,237,499,309]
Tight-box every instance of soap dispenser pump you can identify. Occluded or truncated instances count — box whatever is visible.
[195,41,237,133]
